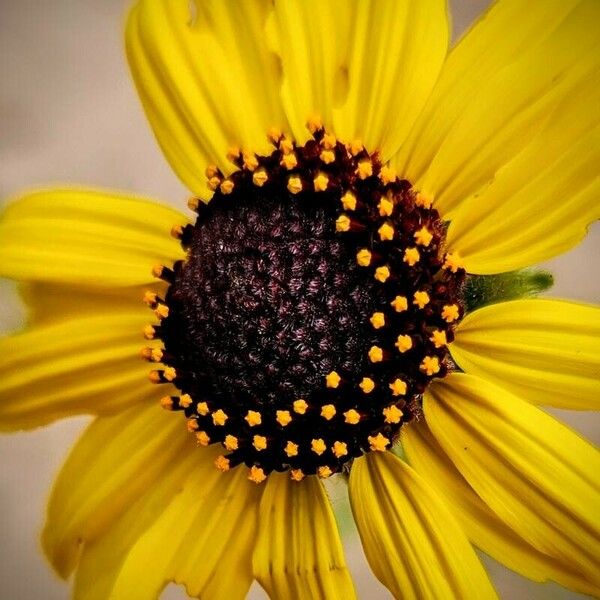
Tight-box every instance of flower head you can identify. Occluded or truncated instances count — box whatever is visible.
[1,1,599,599]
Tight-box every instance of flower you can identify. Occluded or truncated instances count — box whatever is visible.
[1,1,599,599]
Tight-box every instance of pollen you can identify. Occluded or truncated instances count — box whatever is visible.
[374,265,390,282]
[348,139,363,156]
[370,312,385,329]
[378,197,394,217]
[379,165,397,184]
[281,152,298,170]
[207,177,221,192]
[368,433,390,452]
[151,263,166,279]
[314,172,329,192]
[307,116,323,133]
[143,325,156,340]
[279,137,294,154]
[253,435,268,451]
[368,346,384,363]
[226,146,241,162]
[318,465,333,479]
[196,431,210,446]
[332,441,348,458]
[336,214,351,232]
[322,132,337,149]
[356,159,373,179]
[187,196,203,212]
[170,224,185,240]
[180,394,193,408]
[276,410,292,426]
[205,165,219,179]
[311,438,327,455]
[287,175,303,194]
[341,191,357,211]
[220,179,235,195]
[414,226,433,247]
[359,377,375,394]
[243,152,259,171]
[188,194,201,211]
[252,168,268,187]
[395,334,413,353]
[383,405,403,424]
[290,469,305,482]
[321,404,336,420]
[150,347,163,362]
[248,466,267,484]
[389,378,407,396]
[149,125,465,480]
[430,329,447,348]
[212,409,228,426]
[320,149,336,164]
[356,248,372,267]
[325,371,341,388]
[442,304,460,323]
[413,291,430,309]
[267,127,282,144]
[224,434,238,451]
[443,251,465,273]
[344,409,361,425]
[245,410,262,426]
[390,295,408,312]
[293,399,308,414]
[403,247,420,267]
[154,304,169,319]
[378,222,395,241]
[143,290,158,306]
[215,455,230,472]
[284,441,299,457]
[420,355,441,376]
[415,192,433,209]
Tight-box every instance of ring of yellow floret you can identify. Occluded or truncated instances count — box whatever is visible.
[141,119,466,484]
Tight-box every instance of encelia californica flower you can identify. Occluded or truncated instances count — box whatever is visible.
[1,1,599,599]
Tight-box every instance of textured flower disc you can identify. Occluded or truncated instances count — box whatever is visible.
[143,123,465,482]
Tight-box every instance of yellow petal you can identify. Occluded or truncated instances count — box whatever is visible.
[394,0,599,215]
[18,281,164,327]
[425,372,600,585]
[451,299,600,409]
[349,452,497,600]
[445,77,600,272]
[42,403,187,578]
[402,421,600,598]
[0,188,184,287]
[109,448,262,600]
[126,0,287,198]
[0,310,158,430]
[253,472,356,600]
[73,450,194,600]
[269,0,448,159]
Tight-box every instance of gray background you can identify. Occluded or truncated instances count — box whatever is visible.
[0,1,598,598]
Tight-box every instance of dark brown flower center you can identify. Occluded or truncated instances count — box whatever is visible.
[144,124,465,483]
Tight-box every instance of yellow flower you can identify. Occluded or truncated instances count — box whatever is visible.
[1,1,600,599]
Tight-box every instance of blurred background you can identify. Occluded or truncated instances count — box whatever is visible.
[0,1,598,598]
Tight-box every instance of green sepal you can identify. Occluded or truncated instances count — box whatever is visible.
[463,268,553,313]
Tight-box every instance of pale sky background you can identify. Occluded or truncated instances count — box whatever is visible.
[0,1,598,599]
